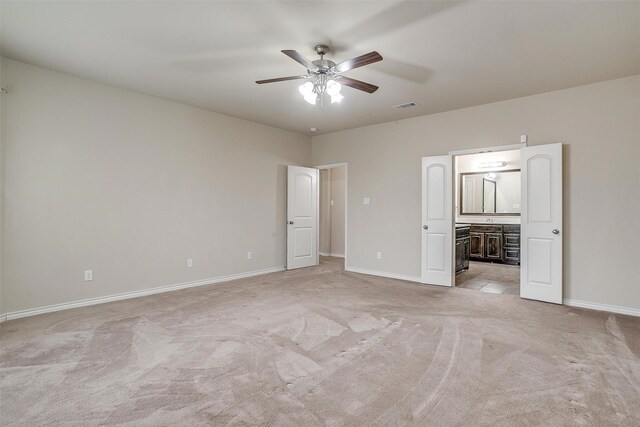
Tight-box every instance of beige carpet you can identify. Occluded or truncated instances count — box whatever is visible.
[1,257,639,426]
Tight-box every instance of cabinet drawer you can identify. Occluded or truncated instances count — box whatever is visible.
[503,247,520,265]
[504,233,520,247]
[470,225,502,234]
[455,227,470,238]
[503,224,521,234]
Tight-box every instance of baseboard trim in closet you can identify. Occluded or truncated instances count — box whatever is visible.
[319,252,344,258]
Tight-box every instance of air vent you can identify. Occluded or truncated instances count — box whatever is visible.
[393,102,417,110]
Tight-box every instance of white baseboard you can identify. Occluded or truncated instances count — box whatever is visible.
[5,267,635,323]
[345,267,421,284]
[319,252,344,258]
[0,266,285,323]
[345,270,640,317]
[563,298,640,317]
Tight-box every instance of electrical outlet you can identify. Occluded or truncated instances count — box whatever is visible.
[330,200,334,206]
[363,197,370,205]
[520,134,528,143]
[84,270,93,281]
[376,251,382,260]
[187,258,194,268]
[247,251,252,260]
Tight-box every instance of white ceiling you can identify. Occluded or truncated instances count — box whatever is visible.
[2,1,639,135]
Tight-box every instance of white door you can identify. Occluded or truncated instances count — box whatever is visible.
[421,155,453,286]
[287,165,319,270]
[520,143,563,303]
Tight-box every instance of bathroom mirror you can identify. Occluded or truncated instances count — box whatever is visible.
[460,170,521,215]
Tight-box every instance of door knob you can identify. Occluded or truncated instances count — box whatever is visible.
[289,221,294,225]
[423,225,428,230]
[552,229,560,235]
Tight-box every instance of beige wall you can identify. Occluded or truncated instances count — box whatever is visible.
[330,166,346,257]
[319,169,332,254]
[318,166,346,257]
[312,75,640,311]
[0,58,6,312]
[1,58,311,314]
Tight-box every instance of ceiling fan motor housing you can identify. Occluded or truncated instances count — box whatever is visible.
[256,44,381,95]
[312,59,336,72]
[314,44,330,56]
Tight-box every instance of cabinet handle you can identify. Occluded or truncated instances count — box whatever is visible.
[423,225,428,230]
[552,229,560,235]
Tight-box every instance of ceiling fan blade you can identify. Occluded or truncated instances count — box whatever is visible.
[281,50,319,71]
[334,51,383,73]
[339,76,379,93]
[256,75,308,84]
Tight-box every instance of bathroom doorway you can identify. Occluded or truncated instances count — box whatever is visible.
[454,149,522,295]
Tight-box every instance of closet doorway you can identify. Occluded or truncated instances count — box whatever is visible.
[317,163,347,268]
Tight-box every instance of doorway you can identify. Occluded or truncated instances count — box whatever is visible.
[421,143,563,304]
[286,163,348,271]
[318,164,347,269]
[454,149,522,295]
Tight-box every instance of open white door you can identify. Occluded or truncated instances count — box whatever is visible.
[520,143,563,303]
[287,165,319,270]
[421,155,453,286]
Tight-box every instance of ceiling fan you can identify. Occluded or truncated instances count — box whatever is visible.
[256,44,383,105]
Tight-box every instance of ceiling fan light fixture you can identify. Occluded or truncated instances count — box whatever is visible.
[299,81,313,95]
[299,82,317,105]
[299,78,343,105]
[330,93,344,104]
[326,80,341,95]
[259,45,381,105]
[326,80,343,103]
[304,93,318,105]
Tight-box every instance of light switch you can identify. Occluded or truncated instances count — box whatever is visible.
[330,200,334,206]
[363,197,370,205]
[520,134,528,143]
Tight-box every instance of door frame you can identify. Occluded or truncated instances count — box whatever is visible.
[448,143,527,288]
[314,162,348,269]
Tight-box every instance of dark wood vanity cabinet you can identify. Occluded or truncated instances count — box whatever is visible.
[469,225,501,261]
[502,224,521,265]
[455,226,471,273]
[485,233,503,260]
[466,224,520,265]
[469,232,484,258]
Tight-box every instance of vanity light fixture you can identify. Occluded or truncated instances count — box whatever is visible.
[479,161,506,169]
